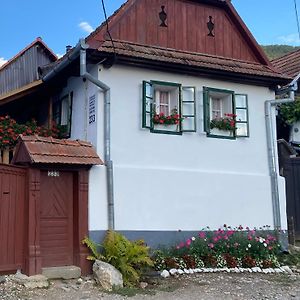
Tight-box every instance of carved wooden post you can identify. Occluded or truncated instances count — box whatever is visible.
[25,168,42,276]
[2,148,9,164]
[76,169,91,275]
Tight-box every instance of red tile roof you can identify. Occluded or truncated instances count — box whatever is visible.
[12,135,103,166]
[272,49,300,78]
[98,40,289,81]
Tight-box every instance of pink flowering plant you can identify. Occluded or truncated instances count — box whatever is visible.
[153,225,282,270]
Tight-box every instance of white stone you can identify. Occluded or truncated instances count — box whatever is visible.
[234,268,240,273]
[269,268,275,273]
[194,268,201,273]
[225,268,230,273]
[262,269,268,274]
[184,268,190,274]
[93,260,123,290]
[169,269,177,275]
[189,269,194,274]
[24,275,49,289]
[160,270,170,278]
[281,266,293,274]
[275,268,283,273]
[177,269,184,275]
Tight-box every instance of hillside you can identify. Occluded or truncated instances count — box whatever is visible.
[261,45,300,60]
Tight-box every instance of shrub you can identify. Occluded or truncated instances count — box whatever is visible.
[83,230,153,286]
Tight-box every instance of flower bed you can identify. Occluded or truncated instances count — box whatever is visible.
[153,225,281,271]
[0,115,65,150]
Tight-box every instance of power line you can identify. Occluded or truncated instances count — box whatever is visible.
[101,0,116,62]
[294,0,300,41]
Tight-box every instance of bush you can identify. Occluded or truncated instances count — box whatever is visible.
[83,230,153,286]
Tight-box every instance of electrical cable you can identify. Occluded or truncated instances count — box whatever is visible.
[294,0,300,41]
[101,0,116,62]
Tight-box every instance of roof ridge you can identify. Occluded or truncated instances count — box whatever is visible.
[0,38,57,71]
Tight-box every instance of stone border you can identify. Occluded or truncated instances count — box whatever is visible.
[160,266,293,278]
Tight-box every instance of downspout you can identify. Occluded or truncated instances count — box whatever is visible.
[42,39,115,230]
[79,39,115,230]
[265,82,297,233]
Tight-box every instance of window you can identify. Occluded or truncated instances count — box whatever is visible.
[53,92,73,138]
[142,81,196,134]
[203,87,249,139]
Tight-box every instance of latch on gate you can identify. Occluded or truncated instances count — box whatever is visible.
[48,171,60,177]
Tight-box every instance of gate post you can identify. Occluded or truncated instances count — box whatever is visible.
[25,168,42,276]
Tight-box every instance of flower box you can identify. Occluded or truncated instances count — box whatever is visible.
[210,128,234,137]
[153,124,179,132]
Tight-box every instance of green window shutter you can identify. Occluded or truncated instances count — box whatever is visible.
[203,88,210,133]
[235,94,249,137]
[181,87,196,132]
[142,81,153,129]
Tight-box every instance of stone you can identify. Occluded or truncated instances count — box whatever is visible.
[177,269,184,275]
[275,268,283,273]
[42,266,81,280]
[184,269,190,274]
[169,269,177,275]
[189,269,194,274]
[281,266,293,275]
[93,260,123,291]
[13,272,29,285]
[23,275,49,289]
[0,276,6,284]
[140,282,148,289]
[160,270,170,278]
[60,286,71,292]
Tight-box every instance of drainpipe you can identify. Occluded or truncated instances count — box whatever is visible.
[79,39,115,230]
[265,83,297,233]
[41,39,115,230]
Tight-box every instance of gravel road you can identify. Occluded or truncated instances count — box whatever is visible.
[1,272,300,300]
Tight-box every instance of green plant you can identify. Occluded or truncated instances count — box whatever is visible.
[152,108,183,125]
[278,99,300,125]
[210,113,236,131]
[83,231,153,286]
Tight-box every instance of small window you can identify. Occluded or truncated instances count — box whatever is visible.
[203,87,249,139]
[235,94,249,137]
[142,81,196,134]
[203,87,235,139]
[53,92,73,138]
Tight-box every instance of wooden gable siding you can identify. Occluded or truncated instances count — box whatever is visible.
[0,45,54,97]
[89,0,261,64]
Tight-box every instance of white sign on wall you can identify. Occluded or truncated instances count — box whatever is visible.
[89,95,96,124]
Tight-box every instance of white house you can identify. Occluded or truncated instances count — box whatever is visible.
[16,0,293,248]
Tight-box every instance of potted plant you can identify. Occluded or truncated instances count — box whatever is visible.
[152,108,183,131]
[210,113,236,136]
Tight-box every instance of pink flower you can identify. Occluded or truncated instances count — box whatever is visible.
[179,242,185,248]
[186,239,192,247]
[208,243,214,249]
[213,237,218,243]
[198,231,206,239]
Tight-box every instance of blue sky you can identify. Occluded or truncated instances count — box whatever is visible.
[0,0,300,66]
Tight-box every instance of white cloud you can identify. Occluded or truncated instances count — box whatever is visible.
[0,57,7,67]
[277,33,300,45]
[56,53,63,59]
[78,21,94,34]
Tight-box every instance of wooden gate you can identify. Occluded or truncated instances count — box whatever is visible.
[40,171,74,268]
[282,158,300,240]
[0,164,27,273]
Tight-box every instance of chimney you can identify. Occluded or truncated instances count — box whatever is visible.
[66,45,72,53]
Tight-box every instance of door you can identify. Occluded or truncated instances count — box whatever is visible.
[40,170,74,267]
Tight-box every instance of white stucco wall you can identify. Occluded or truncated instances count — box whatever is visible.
[65,64,287,232]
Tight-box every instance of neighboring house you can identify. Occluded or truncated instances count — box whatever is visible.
[272,50,300,143]
[0,37,57,126]
[0,0,292,274]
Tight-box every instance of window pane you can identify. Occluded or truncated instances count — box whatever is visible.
[235,95,247,108]
[146,84,152,97]
[182,88,194,101]
[182,117,195,131]
[236,123,248,136]
[145,98,151,112]
[236,109,247,122]
[182,102,195,115]
[61,97,69,125]
[160,91,169,104]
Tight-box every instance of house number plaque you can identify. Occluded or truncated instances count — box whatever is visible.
[48,171,60,177]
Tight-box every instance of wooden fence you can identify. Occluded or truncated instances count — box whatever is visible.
[0,164,27,273]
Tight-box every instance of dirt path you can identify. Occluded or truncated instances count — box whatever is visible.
[1,273,300,300]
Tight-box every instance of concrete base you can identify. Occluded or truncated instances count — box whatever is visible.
[42,266,81,280]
